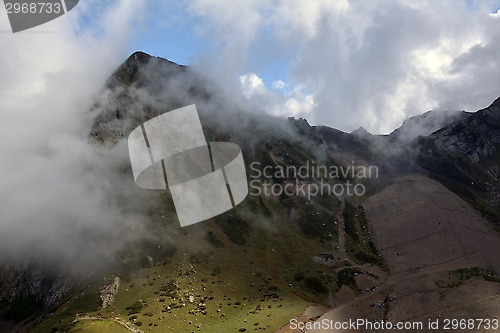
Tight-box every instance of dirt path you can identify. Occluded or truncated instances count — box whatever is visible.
[336,200,347,258]
[72,316,144,333]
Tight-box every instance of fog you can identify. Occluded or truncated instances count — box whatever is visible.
[0,0,149,273]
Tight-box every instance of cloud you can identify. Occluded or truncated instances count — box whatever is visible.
[186,0,500,133]
[0,0,148,273]
[240,73,266,98]
[272,80,286,90]
[239,73,315,117]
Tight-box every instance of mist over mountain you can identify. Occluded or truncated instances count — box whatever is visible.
[389,110,471,143]
[1,52,499,333]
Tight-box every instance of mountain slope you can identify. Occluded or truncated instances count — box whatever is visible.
[25,52,385,333]
[308,174,500,332]
[416,98,500,224]
[389,110,470,143]
[2,52,499,333]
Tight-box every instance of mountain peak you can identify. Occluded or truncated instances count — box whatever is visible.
[389,110,469,143]
[351,127,372,136]
[109,51,153,87]
[129,51,153,62]
[108,51,185,88]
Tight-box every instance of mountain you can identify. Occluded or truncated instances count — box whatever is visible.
[416,99,500,224]
[389,110,471,143]
[1,52,500,333]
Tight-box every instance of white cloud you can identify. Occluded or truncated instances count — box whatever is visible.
[240,73,266,98]
[273,0,350,39]
[239,73,315,118]
[283,94,315,117]
[186,0,500,133]
[0,0,148,271]
[272,80,286,90]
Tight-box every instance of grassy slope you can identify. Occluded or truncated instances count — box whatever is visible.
[30,195,340,332]
[29,181,385,333]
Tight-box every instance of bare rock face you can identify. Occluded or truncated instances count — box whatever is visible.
[0,260,77,333]
[100,277,120,308]
[430,99,500,161]
[0,261,75,309]
[89,52,187,147]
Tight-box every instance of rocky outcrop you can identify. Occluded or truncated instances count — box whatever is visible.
[100,277,120,309]
[0,261,75,310]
